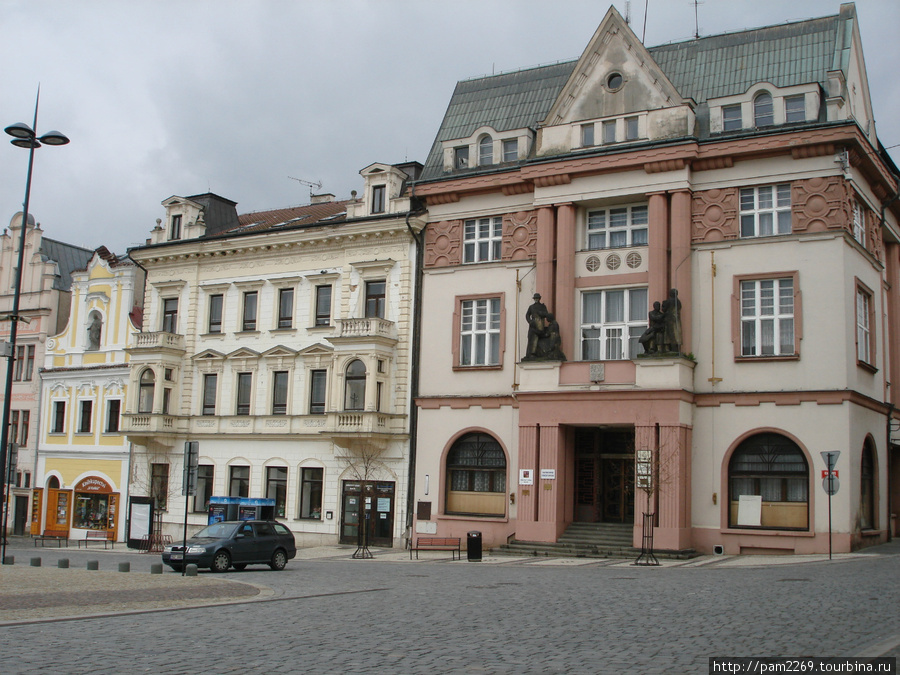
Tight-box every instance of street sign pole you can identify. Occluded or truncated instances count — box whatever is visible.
[181,441,199,576]
[820,451,840,561]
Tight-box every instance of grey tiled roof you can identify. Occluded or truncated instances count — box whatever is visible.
[40,237,93,291]
[419,8,848,182]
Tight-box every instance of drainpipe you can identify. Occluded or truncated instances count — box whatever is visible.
[404,187,428,547]
[881,184,900,542]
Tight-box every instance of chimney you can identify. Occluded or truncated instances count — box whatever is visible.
[310,193,335,204]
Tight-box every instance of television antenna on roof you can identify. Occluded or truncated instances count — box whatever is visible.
[288,176,323,201]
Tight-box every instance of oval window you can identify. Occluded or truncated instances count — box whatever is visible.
[607,72,624,91]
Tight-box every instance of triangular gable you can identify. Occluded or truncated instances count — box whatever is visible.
[192,349,226,361]
[226,347,261,360]
[261,345,299,359]
[543,5,686,127]
[297,343,334,357]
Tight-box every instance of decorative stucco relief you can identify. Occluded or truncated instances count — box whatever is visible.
[503,211,537,261]
[792,176,849,234]
[867,208,884,262]
[692,188,738,242]
[424,220,462,268]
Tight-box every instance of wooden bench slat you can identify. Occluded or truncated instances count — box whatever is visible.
[410,536,462,560]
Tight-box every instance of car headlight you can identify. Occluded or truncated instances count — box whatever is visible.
[163,546,173,553]
[187,545,208,554]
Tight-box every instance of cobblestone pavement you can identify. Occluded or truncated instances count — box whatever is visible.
[0,538,898,674]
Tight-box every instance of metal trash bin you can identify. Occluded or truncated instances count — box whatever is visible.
[467,531,482,561]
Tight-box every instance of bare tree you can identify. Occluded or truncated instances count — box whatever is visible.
[129,444,180,549]
[337,441,389,559]
[634,438,677,566]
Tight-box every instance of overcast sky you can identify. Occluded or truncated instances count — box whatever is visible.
[2,0,898,255]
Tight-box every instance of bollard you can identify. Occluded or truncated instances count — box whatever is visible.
[58,558,69,569]
[118,562,130,573]
[86,560,99,571]
[2,556,13,566]
[185,564,198,577]
[30,557,41,567]
[150,563,163,575]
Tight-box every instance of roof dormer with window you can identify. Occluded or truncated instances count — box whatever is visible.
[708,82,821,134]
[440,125,532,173]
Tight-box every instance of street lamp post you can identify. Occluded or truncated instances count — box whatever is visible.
[0,93,68,561]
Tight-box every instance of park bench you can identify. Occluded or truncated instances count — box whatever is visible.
[78,530,115,549]
[410,536,461,560]
[34,529,69,547]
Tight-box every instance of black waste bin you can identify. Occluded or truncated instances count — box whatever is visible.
[467,531,482,561]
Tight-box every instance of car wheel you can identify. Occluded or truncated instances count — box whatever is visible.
[269,549,287,571]
[211,550,231,573]
[232,564,247,571]
[168,564,183,572]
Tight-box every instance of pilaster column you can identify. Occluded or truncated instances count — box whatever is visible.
[669,190,692,354]
[554,203,576,358]
[647,192,669,307]
[886,242,900,407]
[536,206,556,304]
[517,425,538,525]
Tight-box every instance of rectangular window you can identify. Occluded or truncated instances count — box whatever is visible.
[162,298,178,333]
[581,288,648,360]
[587,204,648,250]
[277,288,294,329]
[852,201,866,247]
[463,216,502,263]
[602,120,616,144]
[365,280,386,319]
[162,388,171,415]
[740,184,792,237]
[194,465,214,513]
[740,278,794,356]
[581,123,595,147]
[272,371,289,415]
[857,286,873,365]
[202,374,217,416]
[15,410,29,445]
[207,294,223,333]
[315,285,332,326]
[106,399,121,433]
[455,146,469,169]
[785,95,806,123]
[170,215,182,240]
[371,185,386,214]
[236,373,252,415]
[78,400,93,433]
[51,401,66,434]
[624,116,639,140]
[309,370,327,414]
[229,465,249,498]
[502,138,518,162]
[722,104,742,131]
[266,466,288,518]
[14,345,35,381]
[299,467,323,519]
[460,298,501,366]
[10,411,19,450]
[151,463,170,510]
[242,291,258,331]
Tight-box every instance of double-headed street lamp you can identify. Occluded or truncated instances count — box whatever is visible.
[0,94,68,561]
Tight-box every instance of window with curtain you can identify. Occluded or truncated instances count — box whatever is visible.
[856,285,873,365]
[236,372,252,415]
[446,432,507,516]
[272,371,289,415]
[202,374,217,415]
[344,360,366,411]
[266,466,288,517]
[138,369,155,413]
[463,217,502,263]
[740,184,792,237]
[478,135,493,165]
[740,278,794,357]
[754,92,774,127]
[207,294,223,333]
[278,288,294,329]
[586,204,648,250]
[309,369,327,414]
[460,297,501,366]
[729,433,808,530]
[581,288,647,360]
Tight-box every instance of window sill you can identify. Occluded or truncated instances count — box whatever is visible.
[271,328,297,334]
[735,354,799,363]
[722,527,812,536]
[857,360,878,374]
[308,324,333,331]
[452,364,503,372]
[438,513,508,523]
[236,330,260,336]
[201,332,224,338]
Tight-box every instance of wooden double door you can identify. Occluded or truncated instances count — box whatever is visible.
[574,428,635,524]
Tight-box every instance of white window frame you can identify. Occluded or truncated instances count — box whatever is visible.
[856,284,872,365]
[852,201,866,247]
[586,204,648,250]
[624,116,639,141]
[77,399,93,434]
[581,123,595,147]
[740,184,792,238]
[502,138,518,162]
[722,104,742,131]
[463,216,503,263]
[460,298,501,366]
[740,278,795,357]
[754,92,774,127]
[581,288,648,361]
[602,120,616,144]
[784,95,806,123]
[478,135,493,166]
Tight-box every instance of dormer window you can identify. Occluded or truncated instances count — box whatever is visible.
[371,185,386,214]
[170,214,182,240]
[478,136,493,166]
[581,123,595,147]
[455,146,469,169]
[723,105,742,131]
[502,139,518,162]
[754,93,774,127]
[785,95,806,123]
[625,117,639,141]
[602,120,616,144]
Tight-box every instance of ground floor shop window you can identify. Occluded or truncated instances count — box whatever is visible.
[299,467,323,519]
[72,476,118,534]
[729,432,808,530]
[446,432,506,516]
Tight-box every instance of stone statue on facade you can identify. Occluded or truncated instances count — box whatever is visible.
[87,314,102,351]
[661,288,682,353]
[638,301,665,354]
[523,293,566,362]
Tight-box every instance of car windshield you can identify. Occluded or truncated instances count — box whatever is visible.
[193,522,238,539]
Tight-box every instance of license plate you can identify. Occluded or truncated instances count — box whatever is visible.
[171,553,183,560]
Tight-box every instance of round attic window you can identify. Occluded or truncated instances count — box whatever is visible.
[606,72,624,91]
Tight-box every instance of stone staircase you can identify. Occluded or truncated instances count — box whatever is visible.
[495,522,697,560]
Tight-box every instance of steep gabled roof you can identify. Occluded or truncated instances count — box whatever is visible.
[39,237,94,291]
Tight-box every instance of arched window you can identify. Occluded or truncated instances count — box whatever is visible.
[729,432,808,530]
[344,360,366,411]
[138,369,155,413]
[478,135,493,166]
[754,93,774,127]
[47,475,60,489]
[860,440,876,530]
[446,432,506,516]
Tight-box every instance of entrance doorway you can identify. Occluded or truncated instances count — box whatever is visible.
[574,428,634,523]
[14,495,28,535]
[340,480,395,547]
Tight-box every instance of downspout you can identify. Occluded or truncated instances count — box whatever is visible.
[404,186,428,547]
[881,184,900,542]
